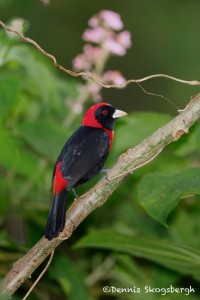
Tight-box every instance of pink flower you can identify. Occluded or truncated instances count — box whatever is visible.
[103,30,131,56]
[72,54,91,71]
[103,71,126,85]
[117,31,132,49]
[83,44,102,59]
[88,10,123,31]
[82,27,106,43]
[99,10,123,30]
[88,15,99,28]
[88,83,102,102]
[7,18,26,39]
[10,18,25,32]
[72,45,102,71]
[104,38,126,56]
[72,10,132,71]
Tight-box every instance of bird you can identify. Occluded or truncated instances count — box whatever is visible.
[45,102,127,240]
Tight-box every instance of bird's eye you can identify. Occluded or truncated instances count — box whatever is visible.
[102,109,108,116]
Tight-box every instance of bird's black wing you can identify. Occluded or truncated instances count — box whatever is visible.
[59,126,110,189]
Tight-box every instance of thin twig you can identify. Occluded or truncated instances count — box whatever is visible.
[22,250,55,300]
[136,82,180,110]
[0,20,200,89]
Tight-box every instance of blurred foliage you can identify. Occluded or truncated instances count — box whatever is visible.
[1,0,200,113]
[1,11,200,300]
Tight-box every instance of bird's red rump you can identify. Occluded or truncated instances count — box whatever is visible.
[53,161,68,194]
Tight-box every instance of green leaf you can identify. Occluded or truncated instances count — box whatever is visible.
[18,120,68,161]
[49,253,89,300]
[169,208,200,248]
[75,230,200,280]
[0,73,20,121]
[3,44,62,106]
[0,125,39,177]
[138,168,200,226]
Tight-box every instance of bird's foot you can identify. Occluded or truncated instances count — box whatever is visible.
[101,168,110,181]
[72,187,79,199]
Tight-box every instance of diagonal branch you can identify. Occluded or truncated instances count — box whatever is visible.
[1,93,200,296]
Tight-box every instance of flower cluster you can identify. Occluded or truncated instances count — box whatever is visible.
[86,70,126,102]
[73,10,131,71]
[72,10,131,102]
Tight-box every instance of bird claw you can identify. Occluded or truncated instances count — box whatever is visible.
[101,168,110,180]
[72,187,79,198]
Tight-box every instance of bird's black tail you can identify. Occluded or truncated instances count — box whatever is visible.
[45,190,67,240]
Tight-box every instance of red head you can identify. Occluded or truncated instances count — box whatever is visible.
[82,102,127,131]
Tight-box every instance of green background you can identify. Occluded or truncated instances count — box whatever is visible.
[0,1,200,299]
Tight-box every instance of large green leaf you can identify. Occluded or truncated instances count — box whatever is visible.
[110,254,179,300]
[138,168,200,226]
[18,120,68,161]
[75,230,200,280]
[49,253,89,300]
[2,44,59,111]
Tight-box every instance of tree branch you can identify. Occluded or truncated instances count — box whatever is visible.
[1,93,200,296]
[0,20,200,89]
